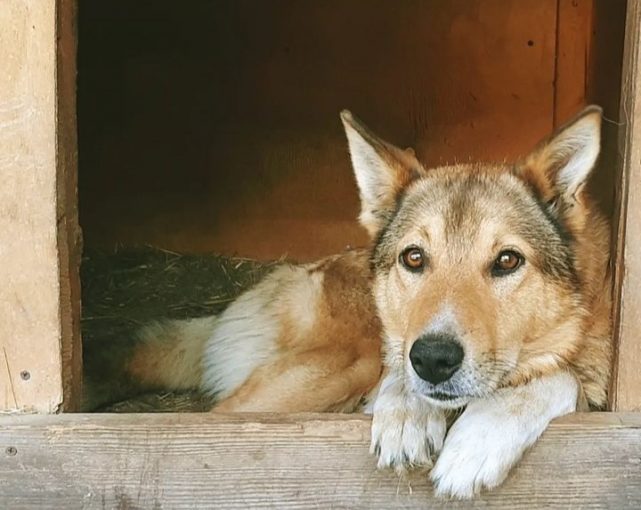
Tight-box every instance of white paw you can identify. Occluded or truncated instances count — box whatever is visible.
[430,409,519,499]
[430,373,578,499]
[370,392,446,473]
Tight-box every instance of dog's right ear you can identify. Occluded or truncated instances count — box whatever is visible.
[340,110,425,238]
[520,106,602,210]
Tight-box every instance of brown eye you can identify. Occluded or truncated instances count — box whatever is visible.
[400,246,426,272]
[492,250,524,276]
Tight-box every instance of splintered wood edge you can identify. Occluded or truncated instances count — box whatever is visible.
[0,412,640,509]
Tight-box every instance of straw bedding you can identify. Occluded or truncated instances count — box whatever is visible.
[81,246,277,412]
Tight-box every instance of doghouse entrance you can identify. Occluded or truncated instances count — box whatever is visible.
[0,0,629,415]
[73,0,628,413]
[3,1,641,507]
[77,0,624,262]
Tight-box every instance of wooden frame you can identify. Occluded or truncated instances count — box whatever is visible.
[610,0,641,412]
[0,0,81,413]
[1,0,641,507]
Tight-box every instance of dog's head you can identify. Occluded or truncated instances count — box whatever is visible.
[341,107,602,409]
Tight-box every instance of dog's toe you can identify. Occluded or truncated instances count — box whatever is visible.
[371,407,446,472]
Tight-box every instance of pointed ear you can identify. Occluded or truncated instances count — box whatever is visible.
[520,105,602,210]
[340,110,425,238]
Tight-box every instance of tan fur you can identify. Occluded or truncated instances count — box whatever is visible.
[510,107,611,404]
[214,250,383,412]
[127,317,215,390]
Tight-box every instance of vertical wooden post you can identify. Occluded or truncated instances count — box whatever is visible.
[610,0,641,412]
[56,0,82,412]
[0,0,81,413]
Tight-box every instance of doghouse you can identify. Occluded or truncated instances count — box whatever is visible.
[1,0,640,507]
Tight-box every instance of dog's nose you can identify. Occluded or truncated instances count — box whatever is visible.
[409,334,464,384]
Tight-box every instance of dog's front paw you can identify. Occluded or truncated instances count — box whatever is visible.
[430,403,528,499]
[430,373,578,499]
[370,392,446,473]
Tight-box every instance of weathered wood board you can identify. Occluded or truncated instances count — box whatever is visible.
[1,412,640,509]
[610,0,641,412]
[0,0,81,413]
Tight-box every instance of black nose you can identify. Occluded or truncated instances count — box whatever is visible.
[409,334,464,384]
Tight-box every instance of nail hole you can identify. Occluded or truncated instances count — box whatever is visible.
[5,447,17,456]
[527,40,534,47]
[20,371,30,381]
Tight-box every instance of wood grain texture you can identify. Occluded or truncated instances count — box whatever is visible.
[610,0,641,412]
[0,412,640,509]
[0,0,70,412]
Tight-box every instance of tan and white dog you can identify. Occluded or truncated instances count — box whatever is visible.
[86,106,612,498]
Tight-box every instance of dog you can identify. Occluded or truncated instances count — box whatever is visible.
[85,105,611,498]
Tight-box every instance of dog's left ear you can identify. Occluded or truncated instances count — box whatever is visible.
[341,110,425,238]
[520,105,602,214]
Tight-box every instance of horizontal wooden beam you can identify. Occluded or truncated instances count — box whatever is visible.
[1,412,640,508]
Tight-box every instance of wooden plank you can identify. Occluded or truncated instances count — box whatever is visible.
[55,0,82,412]
[0,0,80,412]
[0,412,640,509]
[553,0,592,126]
[610,0,641,411]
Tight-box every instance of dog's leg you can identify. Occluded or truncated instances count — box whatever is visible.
[211,349,381,413]
[370,370,446,472]
[430,370,579,499]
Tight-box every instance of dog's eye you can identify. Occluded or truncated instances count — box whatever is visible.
[399,246,425,272]
[492,250,524,276]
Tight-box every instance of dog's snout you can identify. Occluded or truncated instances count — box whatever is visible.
[409,334,464,384]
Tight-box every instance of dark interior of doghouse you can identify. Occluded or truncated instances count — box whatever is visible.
[78,0,626,262]
[76,1,627,410]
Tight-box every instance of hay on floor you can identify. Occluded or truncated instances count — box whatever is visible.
[81,246,278,412]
